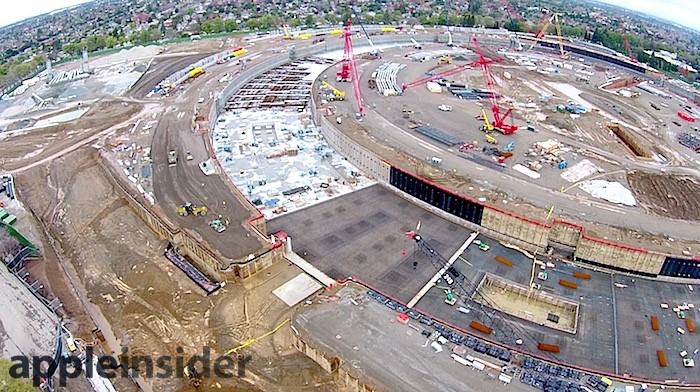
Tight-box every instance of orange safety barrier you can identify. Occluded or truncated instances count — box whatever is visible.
[469,321,493,335]
[657,350,667,367]
[651,316,659,331]
[572,271,591,280]
[537,343,561,353]
[650,316,659,331]
[495,256,513,267]
[559,279,578,289]
[686,318,695,333]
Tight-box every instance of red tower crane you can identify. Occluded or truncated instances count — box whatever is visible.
[471,36,518,134]
[623,34,637,63]
[336,20,363,114]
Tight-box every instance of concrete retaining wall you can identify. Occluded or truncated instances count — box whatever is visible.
[96,152,282,282]
[291,331,373,392]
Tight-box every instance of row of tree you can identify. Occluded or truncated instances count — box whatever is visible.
[0,54,45,89]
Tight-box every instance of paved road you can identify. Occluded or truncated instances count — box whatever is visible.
[295,286,539,392]
[148,38,319,260]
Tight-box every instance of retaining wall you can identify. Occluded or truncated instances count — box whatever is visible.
[96,152,283,282]
[291,330,373,392]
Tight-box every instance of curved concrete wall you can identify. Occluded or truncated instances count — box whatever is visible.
[210,32,699,280]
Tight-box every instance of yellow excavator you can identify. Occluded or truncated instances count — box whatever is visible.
[438,56,452,65]
[321,81,345,101]
[177,203,208,216]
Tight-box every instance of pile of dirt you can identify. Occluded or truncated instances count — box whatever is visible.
[627,171,700,221]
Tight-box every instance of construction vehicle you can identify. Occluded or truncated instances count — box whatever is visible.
[168,150,177,166]
[321,81,345,100]
[183,363,202,388]
[282,24,293,40]
[479,109,494,133]
[528,12,569,59]
[485,134,498,145]
[188,67,205,79]
[504,141,515,152]
[177,203,208,216]
[209,218,226,233]
[353,7,380,58]
[474,239,490,251]
[438,56,452,65]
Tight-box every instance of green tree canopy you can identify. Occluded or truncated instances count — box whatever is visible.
[0,357,35,392]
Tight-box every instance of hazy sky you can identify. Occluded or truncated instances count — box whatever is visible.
[0,0,93,28]
[595,0,700,31]
[0,0,698,31]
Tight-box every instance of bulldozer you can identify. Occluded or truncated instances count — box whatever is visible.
[437,56,452,65]
[177,203,208,216]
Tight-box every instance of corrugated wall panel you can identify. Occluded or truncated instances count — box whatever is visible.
[389,167,483,225]
[660,257,700,279]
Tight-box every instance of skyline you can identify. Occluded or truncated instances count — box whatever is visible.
[0,0,698,32]
[0,0,93,28]
[595,0,700,31]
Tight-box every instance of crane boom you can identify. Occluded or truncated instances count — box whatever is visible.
[401,60,481,91]
[405,231,548,351]
[497,0,539,35]
[471,36,517,134]
[321,81,345,99]
[353,8,378,55]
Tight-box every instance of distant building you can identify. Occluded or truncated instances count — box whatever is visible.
[133,12,149,25]
[644,49,698,74]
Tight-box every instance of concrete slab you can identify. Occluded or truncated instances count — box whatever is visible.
[293,284,536,392]
[272,273,323,307]
[268,184,472,303]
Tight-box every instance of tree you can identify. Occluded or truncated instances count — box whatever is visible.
[0,357,34,392]
[468,0,482,14]
[304,15,315,27]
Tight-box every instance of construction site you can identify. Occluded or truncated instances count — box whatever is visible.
[1,7,700,392]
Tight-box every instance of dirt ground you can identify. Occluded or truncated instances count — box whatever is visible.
[13,147,339,391]
[0,99,141,171]
[627,171,700,221]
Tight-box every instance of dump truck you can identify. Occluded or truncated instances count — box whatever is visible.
[168,150,178,166]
